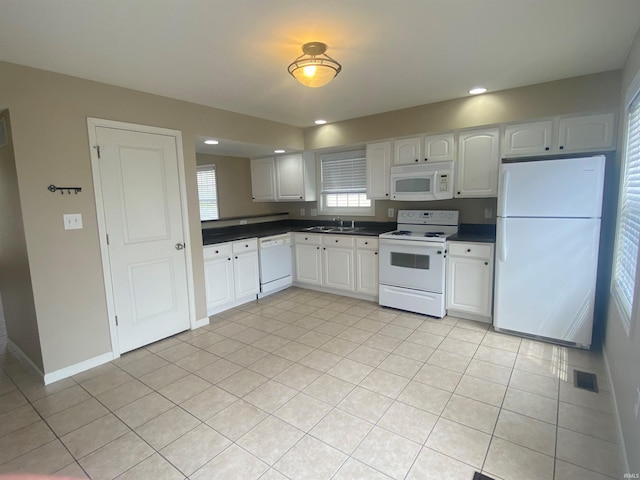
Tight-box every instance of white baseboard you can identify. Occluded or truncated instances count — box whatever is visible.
[7,340,45,379]
[602,346,630,475]
[43,351,114,385]
[193,316,210,329]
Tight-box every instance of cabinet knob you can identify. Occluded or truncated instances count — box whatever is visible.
[374,252,378,255]
[323,247,326,250]
[215,250,219,254]
[335,240,339,243]
[424,158,428,162]
[317,246,320,250]
[304,237,308,240]
[414,159,419,162]
[467,248,471,252]
[457,192,461,195]
[484,261,489,265]
[365,241,368,245]
[300,196,303,199]
[385,193,389,196]
[227,258,231,261]
[559,145,564,150]
[437,250,443,254]
[235,256,238,259]
[545,147,550,151]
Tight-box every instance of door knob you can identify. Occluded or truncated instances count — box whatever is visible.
[175,243,185,250]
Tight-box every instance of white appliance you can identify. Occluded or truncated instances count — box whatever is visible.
[258,233,292,297]
[390,161,454,201]
[379,210,459,317]
[494,155,606,349]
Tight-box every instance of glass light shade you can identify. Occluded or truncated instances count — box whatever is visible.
[288,42,342,88]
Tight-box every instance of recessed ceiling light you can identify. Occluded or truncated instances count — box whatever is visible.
[469,87,487,95]
[204,139,219,145]
[274,149,285,154]
[314,119,327,125]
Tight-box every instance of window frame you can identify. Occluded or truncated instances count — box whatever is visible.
[317,149,375,216]
[611,70,640,337]
[196,164,220,221]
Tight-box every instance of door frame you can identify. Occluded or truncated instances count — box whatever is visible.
[87,118,197,358]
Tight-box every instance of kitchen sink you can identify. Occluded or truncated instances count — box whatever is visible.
[303,225,364,233]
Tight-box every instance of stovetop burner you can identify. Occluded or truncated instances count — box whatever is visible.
[391,230,412,236]
[424,232,445,237]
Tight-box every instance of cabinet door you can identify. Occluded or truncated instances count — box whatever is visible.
[393,137,422,165]
[276,154,305,201]
[456,128,500,198]
[424,133,455,162]
[446,256,493,316]
[356,249,378,296]
[503,120,553,157]
[234,251,259,298]
[295,244,323,286]
[323,247,355,292]
[250,158,277,201]
[366,141,391,199]
[558,113,615,152]
[204,256,234,311]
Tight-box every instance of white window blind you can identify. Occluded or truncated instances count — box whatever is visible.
[321,150,367,194]
[197,165,219,221]
[613,95,640,331]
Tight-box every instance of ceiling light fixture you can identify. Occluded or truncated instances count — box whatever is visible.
[288,42,342,88]
[204,139,219,145]
[469,87,487,95]
[274,149,285,154]
[314,119,328,125]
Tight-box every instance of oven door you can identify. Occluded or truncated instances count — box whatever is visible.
[378,239,445,294]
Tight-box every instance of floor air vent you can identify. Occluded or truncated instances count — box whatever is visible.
[574,369,598,393]
[473,473,495,480]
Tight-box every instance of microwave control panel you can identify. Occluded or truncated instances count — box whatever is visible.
[438,173,450,193]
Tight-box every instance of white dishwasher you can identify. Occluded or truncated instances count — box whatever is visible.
[258,233,292,297]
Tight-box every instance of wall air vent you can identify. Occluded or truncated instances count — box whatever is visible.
[0,118,7,147]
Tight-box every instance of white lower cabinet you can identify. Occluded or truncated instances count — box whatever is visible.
[356,237,378,296]
[204,238,259,315]
[446,241,494,321]
[294,233,377,299]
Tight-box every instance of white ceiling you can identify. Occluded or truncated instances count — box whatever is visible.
[2,0,640,156]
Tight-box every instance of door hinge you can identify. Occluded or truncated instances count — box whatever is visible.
[94,145,101,159]
[115,315,118,326]
[106,234,110,245]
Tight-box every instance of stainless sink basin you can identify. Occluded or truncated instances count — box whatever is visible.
[303,225,364,233]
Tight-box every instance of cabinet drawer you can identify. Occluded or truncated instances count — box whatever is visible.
[294,233,322,246]
[204,243,232,260]
[232,238,257,253]
[323,235,355,248]
[356,237,378,250]
[448,242,493,259]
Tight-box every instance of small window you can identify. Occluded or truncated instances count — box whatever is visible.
[196,165,219,221]
[613,91,640,334]
[319,149,374,215]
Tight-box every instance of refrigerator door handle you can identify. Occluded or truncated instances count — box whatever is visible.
[499,219,508,262]
[498,170,510,216]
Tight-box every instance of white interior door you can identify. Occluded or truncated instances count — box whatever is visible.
[95,125,190,353]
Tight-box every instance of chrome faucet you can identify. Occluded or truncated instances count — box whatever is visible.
[333,217,343,227]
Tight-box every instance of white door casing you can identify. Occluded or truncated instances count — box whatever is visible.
[88,118,196,356]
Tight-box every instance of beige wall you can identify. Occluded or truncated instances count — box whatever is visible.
[603,26,640,474]
[0,61,304,374]
[304,71,621,150]
[0,110,43,370]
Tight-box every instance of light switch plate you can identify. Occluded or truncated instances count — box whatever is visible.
[299,208,306,216]
[63,213,83,230]
[310,208,318,217]
[388,208,395,218]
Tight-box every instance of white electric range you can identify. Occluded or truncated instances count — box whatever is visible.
[378,210,459,317]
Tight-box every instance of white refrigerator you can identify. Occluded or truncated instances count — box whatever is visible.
[493,155,605,349]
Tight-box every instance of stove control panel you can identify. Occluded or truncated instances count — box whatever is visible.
[397,210,459,225]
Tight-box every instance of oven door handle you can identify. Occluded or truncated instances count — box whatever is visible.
[379,238,442,250]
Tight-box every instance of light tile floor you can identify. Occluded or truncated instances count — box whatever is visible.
[0,288,623,479]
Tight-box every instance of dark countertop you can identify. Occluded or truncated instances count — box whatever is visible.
[447,223,496,243]
[202,220,397,245]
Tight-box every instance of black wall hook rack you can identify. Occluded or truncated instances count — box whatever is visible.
[48,184,82,195]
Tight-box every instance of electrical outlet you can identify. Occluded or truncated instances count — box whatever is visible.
[634,387,640,419]
[63,213,83,230]
[387,208,395,218]
[240,219,247,225]
[310,208,318,217]
[299,208,306,216]
[484,208,493,219]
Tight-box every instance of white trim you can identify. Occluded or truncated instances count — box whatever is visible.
[625,66,640,109]
[207,294,258,317]
[194,316,210,329]
[8,340,45,379]
[44,351,114,385]
[602,346,630,475]
[86,118,197,359]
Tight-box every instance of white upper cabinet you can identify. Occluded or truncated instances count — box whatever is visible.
[503,120,553,157]
[503,113,615,157]
[557,113,615,152]
[424,133,455,162]
[250,157,277,201]
[393,136,422,165]
[366,141,391,199]
[251,153,316,202]
[456,127,500,198]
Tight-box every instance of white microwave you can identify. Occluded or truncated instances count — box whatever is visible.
[390,161,454,201]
